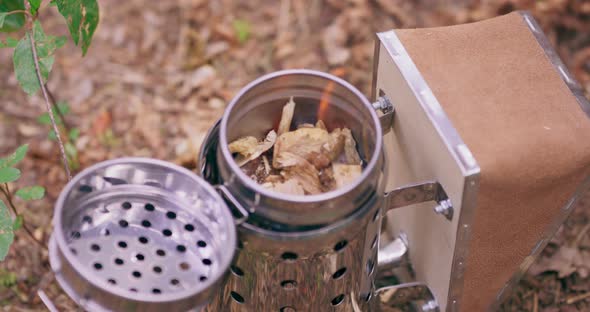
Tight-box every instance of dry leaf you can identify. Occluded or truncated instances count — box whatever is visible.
[231,130,277,167]
[342,128,362,165]
[277,96,295,135]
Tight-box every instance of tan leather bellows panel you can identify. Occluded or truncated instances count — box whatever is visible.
[396,12,590,311]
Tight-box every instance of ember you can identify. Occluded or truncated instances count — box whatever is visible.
[229,97,363,195]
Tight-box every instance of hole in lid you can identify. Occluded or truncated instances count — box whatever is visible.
[332,267,347,280]
[280,280,297,290]
[78,185,93,193]
[70,248,77,255]
[135,253,145,261]
[103,177,127,185]
[93,263,103,270]
[231,265,244,276]
[107,279,116,285]
[153,266,162,274]
[366,259,375,275]
[184,224,195,232]
[230,291,244,304]
[156,249,166,256]
[90,244,100,252]
[162,229,172,237]
[334,240,348,252]
[280,307,296,312]
[119,220,129,228]
[122,202,132,210]
[141,220,151,227]
[152,288,161,294]
[372,209,380,222]
[82,215,92,224]
[71,231,81,239]
[129,288,137,292]
[118,241,127,248]
[114,258,124,265]
[170,278,180,286]
[371,235,378,249]
[281,252,298,261]
[176,245,186,252]
[179,262,190,271]
[199,275,207,282]
[202,259,212,266]
[144,203,155,211]
[144,181,162,187]
[331,294,345,306]
[138,236,149,244]
[102,228,110,236]
[166,211,177,219]
[132,271,142,278]
[197,240,207,248]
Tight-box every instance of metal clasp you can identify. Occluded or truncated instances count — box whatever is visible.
[384,181,453,221]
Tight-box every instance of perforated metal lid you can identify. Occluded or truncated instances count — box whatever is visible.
[49,158,236,312]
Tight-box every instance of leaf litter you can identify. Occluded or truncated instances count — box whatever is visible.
[229,97,362,195]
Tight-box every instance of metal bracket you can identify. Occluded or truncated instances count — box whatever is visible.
[384,181,453,221]
[372,95,395,134]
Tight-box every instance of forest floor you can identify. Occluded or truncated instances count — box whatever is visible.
[0,0,589,311]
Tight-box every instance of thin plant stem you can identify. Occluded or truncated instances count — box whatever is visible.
[27,30,72,181]
[0,184,46,250]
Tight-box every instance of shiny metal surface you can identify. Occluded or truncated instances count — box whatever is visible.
[199,69,393,310]
[374,30,481,312]
[215,69,384,227]
[49,158,236,312]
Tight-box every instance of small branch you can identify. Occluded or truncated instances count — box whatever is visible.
[1,184,46,250]
[27,31,72,181]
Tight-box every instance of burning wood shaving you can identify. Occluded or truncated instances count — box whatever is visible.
[229,98,363,195]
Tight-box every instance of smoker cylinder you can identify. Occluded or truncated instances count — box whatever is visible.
[200,70,388,311]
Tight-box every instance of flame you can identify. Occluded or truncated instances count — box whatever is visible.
[318,68,346,122]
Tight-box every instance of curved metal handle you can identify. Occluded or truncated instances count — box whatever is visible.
[215,185,249,225]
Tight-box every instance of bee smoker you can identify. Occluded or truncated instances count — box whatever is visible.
[47,10,590,312]
[198,10,590,312]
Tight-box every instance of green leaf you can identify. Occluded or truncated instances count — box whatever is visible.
[0,200,14,261]
[0,168,20,183]
[0,0,25,33]
[65,142,77,158]
[13,21,65,95]
[12,215,22,231]
[0,145,28,168]
[48,130,57,140]
[1,37,18,48]
[37,101,69,125]
[69,128,80,141]
[0,12,7,29]
[15,186,45,200]
[28,0,41,15]
[54,0,99,55]
[232,20,250,44]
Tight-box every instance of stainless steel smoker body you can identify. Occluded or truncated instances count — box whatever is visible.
[199,70,390,311]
